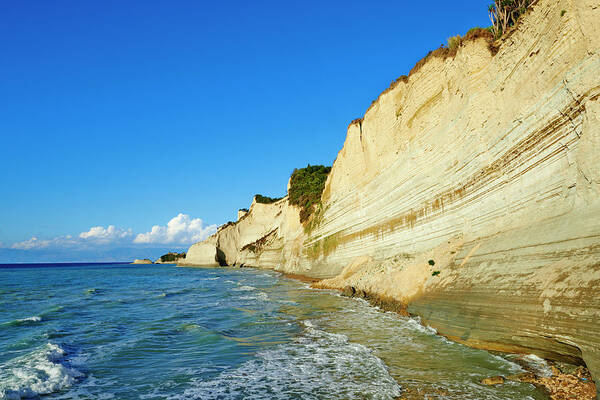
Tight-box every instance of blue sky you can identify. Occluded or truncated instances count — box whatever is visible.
[0,0,489,261]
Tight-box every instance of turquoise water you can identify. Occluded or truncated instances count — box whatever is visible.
[0,263,548,399]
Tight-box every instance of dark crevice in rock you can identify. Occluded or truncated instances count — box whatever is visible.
[216,248,228,266]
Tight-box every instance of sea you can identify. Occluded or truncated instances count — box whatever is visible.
[0,263,550,399]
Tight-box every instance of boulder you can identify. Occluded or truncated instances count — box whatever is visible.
[481,376,505,385]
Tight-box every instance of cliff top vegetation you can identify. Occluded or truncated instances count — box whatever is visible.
[288,164,332,223]
[366,0,535,114]
[160,252,186,262]
[254,194,283,204]
[488,0,534,38]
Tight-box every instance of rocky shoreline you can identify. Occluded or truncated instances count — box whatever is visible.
[312,280,597,400]
[481,366,596,400]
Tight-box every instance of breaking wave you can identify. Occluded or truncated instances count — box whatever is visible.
[1,316,42,328]
[0,343,83,399]
[170,320,401,400]
[521,354,554,377]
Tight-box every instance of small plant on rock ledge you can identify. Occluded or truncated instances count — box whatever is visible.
[432,271,441,277]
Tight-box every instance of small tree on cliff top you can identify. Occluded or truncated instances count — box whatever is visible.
[488,0,533,38]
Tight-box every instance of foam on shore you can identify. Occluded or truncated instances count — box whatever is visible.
[170,319,401,400]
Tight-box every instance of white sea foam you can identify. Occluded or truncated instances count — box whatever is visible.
[404,316,438,335]
[18,316,41,323]
[240,292,269,302]
[277,300,298,305]
[169,319,401,400]
[489,354,525,373]
[0,343,83,399]
[521,354,554,377]
[233,285,256,291]
[1,316,42,328]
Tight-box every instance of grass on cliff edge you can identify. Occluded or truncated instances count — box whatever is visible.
[366,2,536,114]
[289,164,332,223]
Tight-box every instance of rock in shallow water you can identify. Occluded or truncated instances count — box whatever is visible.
[481,376,505,385]
[341,286,355,297]
[484,365,597,399]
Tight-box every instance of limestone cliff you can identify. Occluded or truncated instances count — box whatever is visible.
[181,196,304,269]
[183,0,600,390]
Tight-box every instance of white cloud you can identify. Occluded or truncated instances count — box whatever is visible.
[134,213,217,245]
[10,213,215,250]
[12,237,46,250]
[12,235,78,250]
[79,225,133,243]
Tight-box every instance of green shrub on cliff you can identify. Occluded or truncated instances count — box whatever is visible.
[254,194,283,204]
[288,164,332,223]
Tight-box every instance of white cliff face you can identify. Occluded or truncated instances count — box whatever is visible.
[181,197,303,268]
[311,0,600,383]
[179,236,220,267]
[185,0,600,388]
[237,209,248,220]
[311,0,600,276]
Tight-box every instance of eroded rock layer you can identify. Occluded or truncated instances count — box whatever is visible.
[183,0,600,390]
